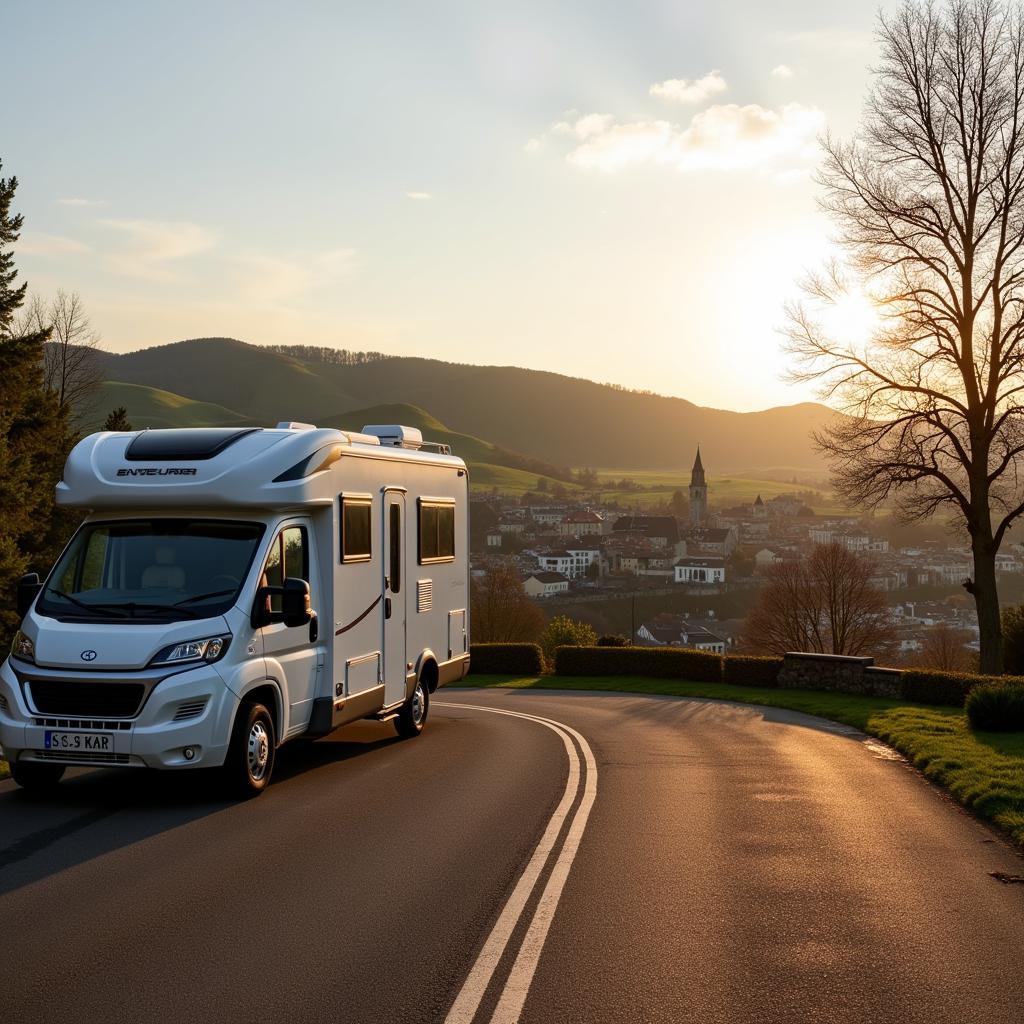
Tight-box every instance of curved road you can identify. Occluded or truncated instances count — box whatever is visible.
[1,688,1023,1023]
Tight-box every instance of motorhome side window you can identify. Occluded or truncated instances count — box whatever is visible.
[262,526,308,616]
[341,495,372,562]
[418,499,456,564]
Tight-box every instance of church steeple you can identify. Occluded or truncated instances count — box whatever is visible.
[688,445,708,527]
[691,446,706,487]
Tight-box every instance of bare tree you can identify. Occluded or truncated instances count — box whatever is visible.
[16,290,102,413]
[745,544,894,656]
[470,563,546,643]
[915,622,976,671]
[787,0,1024,673]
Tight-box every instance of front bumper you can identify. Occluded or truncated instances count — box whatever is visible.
[0,659,238,770]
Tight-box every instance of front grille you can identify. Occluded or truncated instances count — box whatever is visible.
[173,699,207,722]
[34,749,131,765]
[34,717,132,731]
[28,680,144,718]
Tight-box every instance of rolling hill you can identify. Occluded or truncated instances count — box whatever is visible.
[90,338,839,475]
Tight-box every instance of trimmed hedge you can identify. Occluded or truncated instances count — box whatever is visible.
[596,634,629,647]
[555,645,722,682]
[469,643,544,676]
[966,681,1024,731]
[899,669,1012,708]
[723,655,782,688]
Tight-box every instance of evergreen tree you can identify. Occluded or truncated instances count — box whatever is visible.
[0,163,72,643]
[102,406,132,431]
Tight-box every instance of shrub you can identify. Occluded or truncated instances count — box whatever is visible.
[966,681,1024,732]
[722,655,782,687]
[469,643,544,676]
[899,669,1005,708]
[1002,604,1024,675]
[596,634,628,647]
[554,645,722,682]
[540,616,597,661]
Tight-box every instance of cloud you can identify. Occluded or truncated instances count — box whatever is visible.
[561,102,825,175]
[58,197,106,207]
[524,138,542,153]
[771,64,795,79]
[649,71,727,105]
[229,247,356,306]
[551,112,614,139]
[17,232,93,256]
[96,218,220,281]
[405,191,432,200]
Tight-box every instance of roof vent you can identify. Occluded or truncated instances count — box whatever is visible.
[276,422,317,430]
[361,424,423,450]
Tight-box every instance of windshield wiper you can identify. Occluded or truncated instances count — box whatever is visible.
[174,589,237,607]
[45,588,131,618]
[109,602,201,620]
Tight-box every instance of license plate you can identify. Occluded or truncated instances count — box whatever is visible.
[43,730,114,753]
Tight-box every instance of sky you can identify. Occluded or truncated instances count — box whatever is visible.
[4,0,892,411]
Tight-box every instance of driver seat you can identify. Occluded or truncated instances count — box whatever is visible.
[141,546,186,590]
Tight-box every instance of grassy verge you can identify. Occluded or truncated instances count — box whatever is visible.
[0,759,8,780]
[451,674,1024,848]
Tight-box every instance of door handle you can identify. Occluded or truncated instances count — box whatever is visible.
[309,612,319,643]
[384,597,392,620]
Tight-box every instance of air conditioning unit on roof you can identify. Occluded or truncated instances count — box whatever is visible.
[361,424,423,450]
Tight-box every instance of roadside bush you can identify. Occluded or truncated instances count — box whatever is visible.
[596,634,628,647]
[899,669,1004,708]
[966,682,1024,732]
[540,616,597,661]
[722,655,782,688]
[469,643,544,676]
[555,645,723,682]
[1002,604,1024,675]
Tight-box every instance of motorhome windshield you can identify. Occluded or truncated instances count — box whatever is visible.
[36,519,266,623]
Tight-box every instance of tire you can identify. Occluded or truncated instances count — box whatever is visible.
[223,701,276,798]
[10,760,66,791]
[394,677,429,738]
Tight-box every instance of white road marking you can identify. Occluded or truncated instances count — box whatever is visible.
[439,702,598,1024]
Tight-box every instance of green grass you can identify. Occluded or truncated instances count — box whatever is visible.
[83,380,253,431]
[452,674,1024,847]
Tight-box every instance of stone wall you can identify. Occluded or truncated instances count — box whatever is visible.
[778,652,902,698]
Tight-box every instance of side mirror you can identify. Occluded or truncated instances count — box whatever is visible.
[251,586,274,629]
[17,572,42,619]
[281,577,312,628]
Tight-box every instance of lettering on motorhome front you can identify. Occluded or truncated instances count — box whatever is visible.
[116,467,199,476]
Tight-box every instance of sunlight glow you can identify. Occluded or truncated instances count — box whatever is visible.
[819,290,881,349]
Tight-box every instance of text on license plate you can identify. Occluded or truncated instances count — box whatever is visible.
[44,731,113,752]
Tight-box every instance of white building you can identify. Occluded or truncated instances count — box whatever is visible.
[674,556,726,585]
[523,572,570,598]
[536,546,601,580]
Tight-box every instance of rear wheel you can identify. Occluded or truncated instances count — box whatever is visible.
[10,760,65,791]
[394,677,428,738]
[223,701,276,798]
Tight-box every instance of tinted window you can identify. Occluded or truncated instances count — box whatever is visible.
[389,503,402,593]
[419,501,456,563]
[342,498,372,562]
[261,526,308,618]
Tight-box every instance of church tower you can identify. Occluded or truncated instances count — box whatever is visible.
[689,447,708,527]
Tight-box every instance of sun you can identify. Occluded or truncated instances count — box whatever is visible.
[820,290,881,348]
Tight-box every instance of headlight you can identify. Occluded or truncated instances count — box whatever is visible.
[11,630,35,663]
[150,634,230,667]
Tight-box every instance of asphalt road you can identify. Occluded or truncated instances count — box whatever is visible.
[1,688,1023,1024]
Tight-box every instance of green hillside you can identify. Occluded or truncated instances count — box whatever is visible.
[83,381,254,430]
[325,403,570,482]
[96,339,840,474]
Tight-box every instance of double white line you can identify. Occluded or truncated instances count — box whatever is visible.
[441,702,598,1024]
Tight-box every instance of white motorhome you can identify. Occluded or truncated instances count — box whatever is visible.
[0,423,470,796]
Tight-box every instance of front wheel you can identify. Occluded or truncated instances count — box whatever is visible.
[10,760,66,791]
[223,702,276,798]
[394,678,429,738]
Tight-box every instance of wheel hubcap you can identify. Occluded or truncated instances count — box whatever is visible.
[247,721,270,780]
[412,683,425,725]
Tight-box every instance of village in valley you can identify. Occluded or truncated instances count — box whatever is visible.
[469,448,1022,663]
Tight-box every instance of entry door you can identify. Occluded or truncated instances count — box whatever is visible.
[260,522,321,731]
[383,492,407,706]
